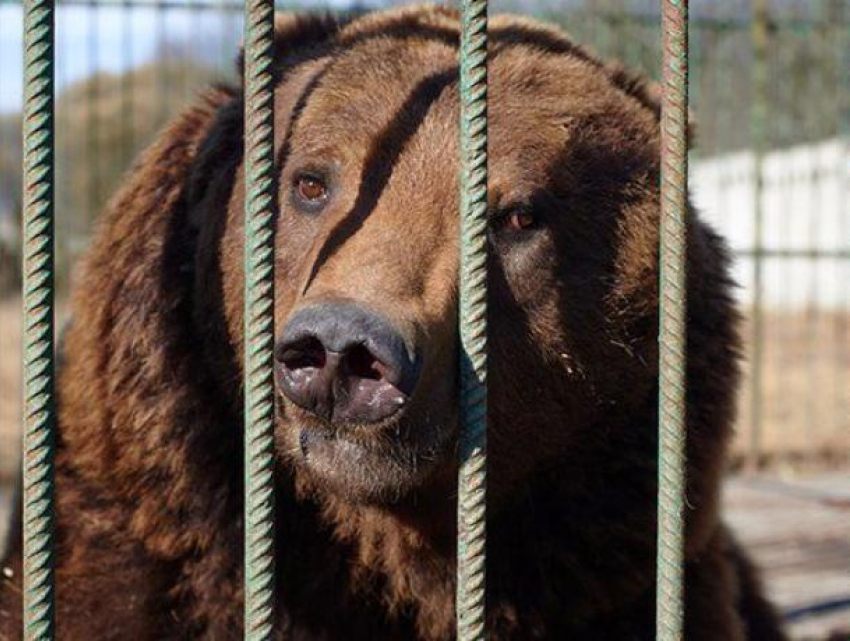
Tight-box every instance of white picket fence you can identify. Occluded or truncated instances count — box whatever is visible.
[692,138,849,310]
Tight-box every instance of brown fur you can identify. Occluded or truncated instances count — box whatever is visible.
[1,6,787,639]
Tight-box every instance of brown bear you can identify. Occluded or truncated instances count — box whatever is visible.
[1,5,786,639]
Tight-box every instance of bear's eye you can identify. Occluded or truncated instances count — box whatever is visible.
[501,209,536,232]
[293,173,329,207]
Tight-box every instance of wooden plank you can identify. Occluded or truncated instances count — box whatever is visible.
[724,474,850,639]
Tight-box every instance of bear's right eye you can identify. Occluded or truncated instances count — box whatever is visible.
[506,210,536,231]
[292,173,329,210]
[493,207,538,237]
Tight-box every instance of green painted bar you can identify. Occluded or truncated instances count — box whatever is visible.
[456,0,489,637]
[22,0,56,638]
[656,1,688,639]
[242,0,276,637]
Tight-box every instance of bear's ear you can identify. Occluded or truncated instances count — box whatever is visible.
[186,13,354,225]
[236,12,353,83]
[605,62,698,148]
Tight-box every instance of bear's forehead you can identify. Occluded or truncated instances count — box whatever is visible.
[280,35,647,160]
[270,25,660,215]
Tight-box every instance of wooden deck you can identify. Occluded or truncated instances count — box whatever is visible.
[1,473,848,638]
[725,473,850,640]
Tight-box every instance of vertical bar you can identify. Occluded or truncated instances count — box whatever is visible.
[243,0,276,637]
[833,0,850,449]
[87,0,100,223]
[767,6,785,438]
[656,1,688,639]
[156,0,168,128]
[806,6,824,438]
[716,26,732,157]
[22,0,55,637]
[121,0,135,168]
[55,0,67,294]
[838,0,850,142]
[748,0,769,470]
[219,0,230,73]
[456,0,489,638]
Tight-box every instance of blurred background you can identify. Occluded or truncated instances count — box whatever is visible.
[0,0,847,638]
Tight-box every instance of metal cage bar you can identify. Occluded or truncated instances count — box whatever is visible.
[242,0,276,637]
[656,1,689,639]
[22,0,56,638]
[456,0,489,637]
[748,0,769,471]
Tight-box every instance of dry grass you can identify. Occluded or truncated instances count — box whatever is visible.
[731,312,850,469]
[0,299,848,483]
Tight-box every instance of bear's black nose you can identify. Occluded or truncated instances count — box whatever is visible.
[275,301,421,425]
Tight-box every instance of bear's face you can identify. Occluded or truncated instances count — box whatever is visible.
[216,12,664,505]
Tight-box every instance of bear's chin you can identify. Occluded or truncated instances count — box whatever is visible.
[281,419,456,506]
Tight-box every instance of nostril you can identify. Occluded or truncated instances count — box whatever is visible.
[342,343,387,381]
[278,336,326,371]
[276,303,420,424]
